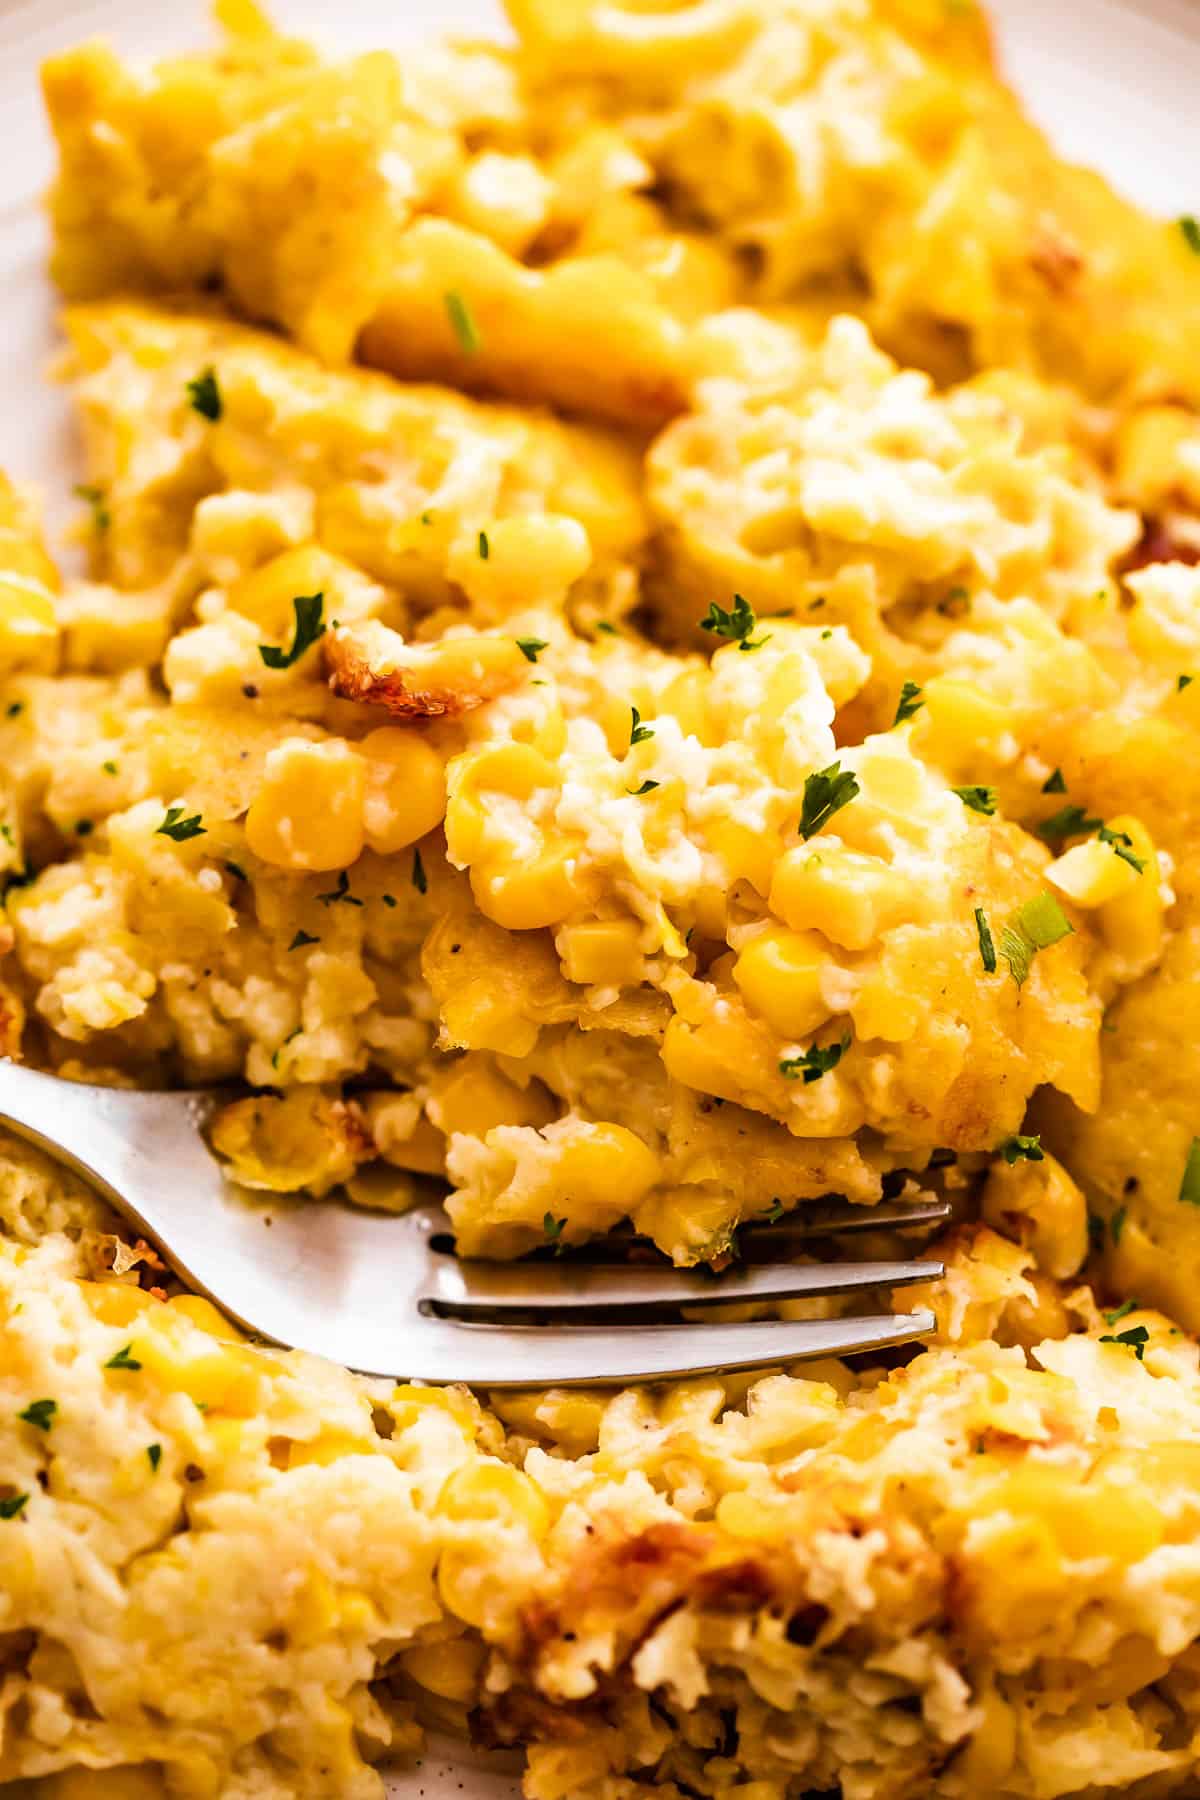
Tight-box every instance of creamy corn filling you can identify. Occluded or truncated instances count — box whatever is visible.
[0,0,1199,1795]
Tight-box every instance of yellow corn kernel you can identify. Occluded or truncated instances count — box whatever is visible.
[916,677,1012,764]
[770,844,909,950]
[360,727,447,855]
[445,741,558,865]
[705,820,775,898]
[1045,838,1138,908]
[167,1294,245,1342]
[660,665,713,743]
[470,845,585,931]
[134,1334,264,1417]
[1096,814,1162,963]
[427,1060,555,1138]
[437,1461,550,1539]
[732,926,833,1039]
[390,1383,478,1438]
[0,576,58,675]
[77,1280,159,1328]
[558,917,644,985]
[245,737,366,871]
[287,1429,375,1468]
[228,545,343,637]
[449,515,591,616]
[1112,403,1194,508]
[399,1635,486,1704]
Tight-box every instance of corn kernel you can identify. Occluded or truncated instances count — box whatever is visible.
[1045,838,1138,908]
[167,1294,245,1342]
[1112,404,1194,508]
[361,727,447,855]
[436,1461,550,1539]
[0,576,58,675]
[916,677,1012,765]
[427,1060,554,1138]
[399,1635,486,1704]
[558,917,643,986]
[1096,814,1162,964]
[470,846,586,931]
[705,819,775,898]
[445,742,558,865]
[245,737,366,871]
[228,545,344,637]
[449,515,590,617]
[732,926,833,1039]
[770,844,909,950]
[77,1280,159,1328]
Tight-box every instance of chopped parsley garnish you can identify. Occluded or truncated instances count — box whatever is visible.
[478,530,490,560]
[316,869,363,907]
[594,621,618,637]
[953,785,997,816]
[5,702,22,718]
[288,929,319,951]
[543,1212,567,1253]
[1097,824,1146,873]
[156,805,206,842]
[629,706,655,747]
[629,779,659,795]
[1111,1204,1127,1245]
[411,847,428,895]
[382,893,397,908]
[762,1199,784,1223]
[1179,1137,1200,1207]
[779,1032,850,1084]
[16,1398,56,1432]
[1042,768,1067,794]
[1103,1298,1138,1327]
[1037,803,1100,843]
[1180,216,1200,256]
[147,1443,162,1472]
[1001,1135,1043,1165]
[102,760,118,775]
[105,1343,142,1371]
[891,681,924,726]
[798,762,859,840]
[271,1026,301,1071]
[444,290,481,354]
[186,367,222,421]
[0,1494,28,1520]
[699,594,768,652]
[1179,674,1194,691]
[1100,1324,1149,1361]
[258,592,326,670]
[224,860,247,882]
[516,637,547,664]
[74,483,111,531]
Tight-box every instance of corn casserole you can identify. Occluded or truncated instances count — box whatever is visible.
[0,0,1199,1794]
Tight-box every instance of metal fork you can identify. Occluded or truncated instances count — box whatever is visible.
[0,1062,945,1385]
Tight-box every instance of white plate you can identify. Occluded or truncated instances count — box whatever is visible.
[0,2,1193,1795]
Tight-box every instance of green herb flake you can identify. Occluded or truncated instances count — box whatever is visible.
[779,1032,850,1084]
[1179,674,1194,692]
[1099,1324,1149,1361]
[1042,768,1067,794]
[594,621,618,637]
[629,706,655,747]
[1016,892,1074,950]
[891,681,924,727]
[5,702,22,718]
[316,869,363,908]
[629,779,660,795]
[382,893,397,909]
[1097,824,1146,873]
[1103,1298,1138,1327]
[1038,803,1101,843]
[258,592,326,670]
[147,1443,162,1472]
[288,929,319,952]
[762,1199,784,1224]
[16,1398,56,1432]
[953,785,997,816]
[156,805,206,842]
[444,290,482,354]
[105,1343,142,1372]
[411,847,428,895]
[186,367,222,421]
[74,483,111,532]
[516,637,548,664]
[0,1494,28,1520]
[699,594,768,652]
[477,530,490,560]
[998,925,1033,988]
[1180,216,1200,256]
[102,760,118,776]
[1001,1135,1043,1165]
[798,762,860,840]
[1179,1137,1200,1207]
[1111,1205,1127,1245]
[0,825,11,847]
[543,1212,567,1254]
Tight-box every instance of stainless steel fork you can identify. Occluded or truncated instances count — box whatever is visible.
[0,1062,945,1385]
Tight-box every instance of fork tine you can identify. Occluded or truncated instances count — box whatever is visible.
[424,1256,942,1315]
[407,1309,938,1387]
[736,1195,955,1246]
